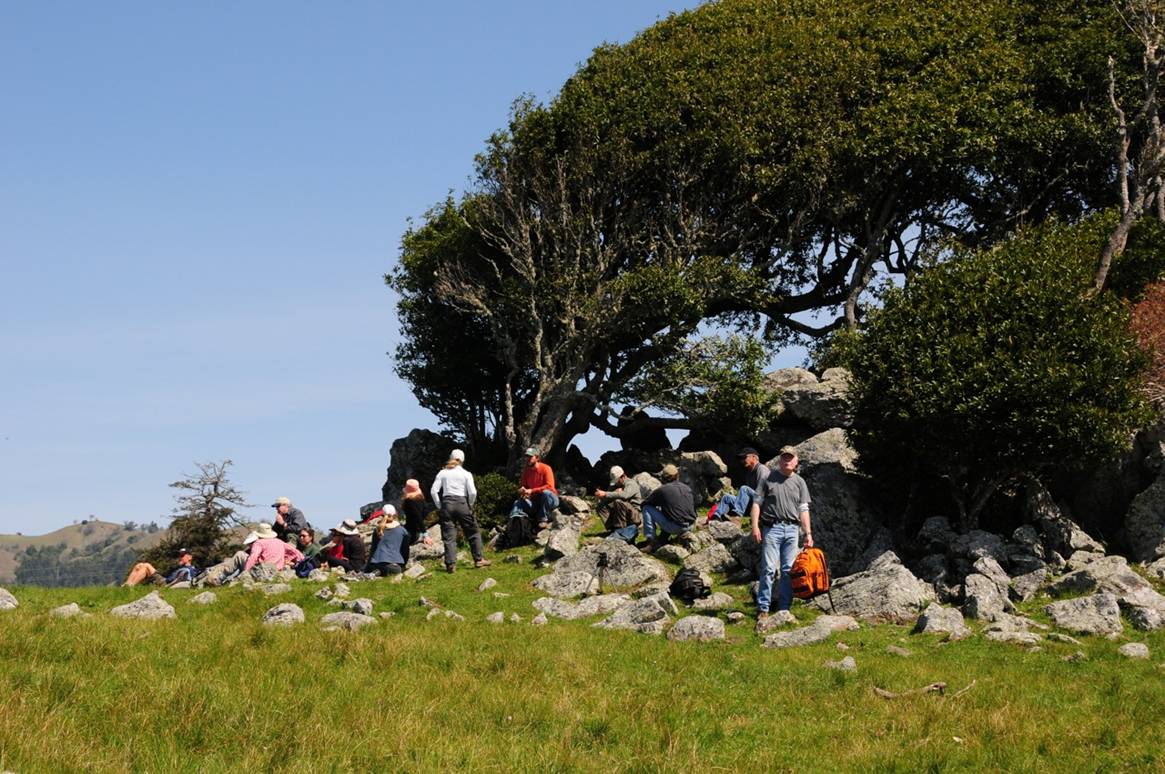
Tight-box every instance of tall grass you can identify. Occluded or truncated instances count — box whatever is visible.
[1,547,1162,772]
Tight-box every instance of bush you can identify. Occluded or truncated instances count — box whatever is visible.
[473,472,516,532]
[842,216,1153,531]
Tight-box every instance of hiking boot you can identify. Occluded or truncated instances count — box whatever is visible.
[445,564,456,574]
[474,559,492,568]
[537,521,551,530]
[755,612,770,634]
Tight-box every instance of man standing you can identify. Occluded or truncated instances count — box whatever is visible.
[271,496,309,543]
[509,447,560,530]
[640,464,697,552]
[750,446,813,630]
[713,448,770,522]
[594,465,642,542]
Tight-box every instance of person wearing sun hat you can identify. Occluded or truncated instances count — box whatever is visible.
[244,522,305,573]
[321,519,367,573]
[196,530,260,587]
[400,478,433,546]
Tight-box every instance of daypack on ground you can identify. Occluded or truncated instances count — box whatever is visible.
[669,567,712,603]
[789,546,832,604]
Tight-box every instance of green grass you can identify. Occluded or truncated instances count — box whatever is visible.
[1,545,1163,773]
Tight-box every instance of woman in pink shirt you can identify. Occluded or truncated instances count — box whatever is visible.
[244,522,304,572]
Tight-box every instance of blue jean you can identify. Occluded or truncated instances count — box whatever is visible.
[608,524,640,543]
[757,522,800,613]
[716,486,757,519]
[510,491,560,524]
[642,504,687,542]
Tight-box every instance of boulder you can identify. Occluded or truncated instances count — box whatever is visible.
[543,512,582,561]
[1044,593,1122,636]
[410,526,446,560]
[259,583,292,596]
[1127,606,1164,631]
[592,593,675,635]
[949,531,1008,566]
[824,656,857,671]
[557,496,591,515]
[1147,557,1165,580]
[50,603,86,618]
[962,573,1011,621]
[762,614,859,649]
[1049,557,1165,624]
[1124,468,1165,562]
[691,592,736,612]
[886,645,912,657]
[262,603,305,626]
[248,564,278,583]
[189,592,217,605]
[532,594,632,621]
[477,578,497,592]
[706,521,744,544]
[972,557,1011,595]
[347,598,374,616]
[0,588,18,610]
[1118,642,1151,659]
[668,616,726,642]
[1026,481,1106,558]
[727,533,761,580]
[596,450,727,509]
[334,582,351,598]
[320,611,378,631]
[654,544,690,563]
[1010,568,1048,602]
[531,613,549,626]
[778,367,853,430]
[533,540,671,598]
[380,428,457,505]
[682,543,738,575]
[764,366,819,391]
[813,552,936,623]
[111,591,176,620]
[912,603,972,640]
[916,517,958,554]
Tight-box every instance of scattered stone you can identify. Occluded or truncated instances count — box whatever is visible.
[425,608,442,621]
[348,598,374,616]
[110,591,175,620]
[818,552,936,623]
[706,520,743,544]
[444,610,465,621]
[50,603,86,618]
[836,642,850,651]
[691,592,736,612]
[654,544,691,563]
[593,593,674,635]
[886,645,912,657]
[1045,593,1122,636]
[531,613,548,626]
[477,578,498,592]
[485,612,505,624]
[1010,568,1048,602]
[320,611,377,631]
[824,656,857,671]
[762,615,859,649]
[493,592,511,599]
[1063,651,1088,663]
[1047,633,1082,646]
[510,613,522,623]
[1118,642,1151,659]
[913,603,972,641]
[984,627,1042,646]
[418,596,438,608]
[306,569,330,582]
[315,588,334,601]
[533,594,632,621]
[259,583,292,596]
[262,603,305,626]
[727,611,747,624]
[668,616,726,642]
[248,564,278,583]
[0,588,18,610]
[379,612,396,620]
[189,592,217,605]
[504,555,523,564]
[404,563,427,579]
[333,582,351,598]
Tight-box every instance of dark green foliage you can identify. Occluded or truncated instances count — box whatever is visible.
[843,217,1153,529]
[1108,218,1165,301]
[473,472,517,533]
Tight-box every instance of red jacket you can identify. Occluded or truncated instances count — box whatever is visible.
[520,461,557,496]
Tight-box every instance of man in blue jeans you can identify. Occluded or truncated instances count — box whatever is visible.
[750,446,813,632]
[640,464,697,552]
[713,447,770,522]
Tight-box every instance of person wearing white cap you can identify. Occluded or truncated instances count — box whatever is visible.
[270,496,309,544]
[431,448,490,572]
[196,530,260,587]
[593,465,643,543]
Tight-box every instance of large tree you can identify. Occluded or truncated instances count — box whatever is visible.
[391,0,1141,462]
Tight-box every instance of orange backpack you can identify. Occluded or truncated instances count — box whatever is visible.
[789,547,833,605]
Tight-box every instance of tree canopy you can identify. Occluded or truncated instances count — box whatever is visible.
[390,0,1143,463]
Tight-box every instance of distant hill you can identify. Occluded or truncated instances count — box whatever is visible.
[0,520,165,586]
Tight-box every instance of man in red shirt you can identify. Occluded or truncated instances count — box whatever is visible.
[509,447,560,529]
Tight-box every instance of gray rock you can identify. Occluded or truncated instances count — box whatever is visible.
[425,608,442,621]
[531,613,549,626]
[886,645,912,657]
[917,517,958,553]
[972,557,1011,594]
[963,573,1012,621]
[189,592,217,605]
[410,527,446,560]
[913,603,972,640]
[418,596,438,608]
[727,533,761,580]
[815,552,936,623]
[379,612,396,620]
[348,598,374,616]
[1010,568,1048,602]
[593,594,674,635]
[1026,481,1105,557]
[259,583,292,596]
[1050,558,1165,624]
[1147,557,1165,580]
[654,544,691,563]
[824,656,857,671]
[248,564,278,583]
[443,610,465,621]
[950,531,1008,566]
[493,592,511,598]
[985,628,1043,646]
[404,562,428,579]
[557,495,591,515]
[682,543,738,575]
[333,582,351,598]
[1127,605,1164,631]
[779,367,852,430]
[727,611,747,624]
[534,540,670,598]
[50,603,86,618]
[691,592,736,612]
[110,591,175,620]
[762,615,860,649]
[1121,467,1165,561]
[262,603,305,626]
[380,428,458,511]
[504,554,524,564]
[533,594,632,621]
[1045,593,1122,636]
[1065,551,1110,572]
[485,612,505,624]
[1047,632,1082,645]
[477,577,498,592]
[544,514,582,561]
[706,520,744,544]
[667,616,726,642]
[1118,642,1150,659]
[1011,524,1044,556]
[306,569,330,582]
[765,366,819,391]
[320,611,378,631]
[315,588,334,601]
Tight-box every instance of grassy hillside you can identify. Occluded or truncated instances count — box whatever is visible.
[0,520,164,585]
[1,543,1163,772]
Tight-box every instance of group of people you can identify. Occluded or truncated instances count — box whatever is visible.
[124,445,813,628]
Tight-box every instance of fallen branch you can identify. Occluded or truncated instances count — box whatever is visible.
[874,682,946,699]
[948,679,978,699]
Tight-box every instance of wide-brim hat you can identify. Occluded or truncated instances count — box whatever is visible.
[255,523,277,539]
[333,518,360,536]
[242,530,260,546]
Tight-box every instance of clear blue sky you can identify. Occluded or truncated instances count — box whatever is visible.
[0,1,806,535]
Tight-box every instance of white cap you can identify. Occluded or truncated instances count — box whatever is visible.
[609,465,624,484]
[449,449,465,463]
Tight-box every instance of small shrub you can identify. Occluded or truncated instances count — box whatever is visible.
[474,472,516,532]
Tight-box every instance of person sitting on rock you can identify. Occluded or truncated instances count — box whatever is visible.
[509,447,560,530]
[431,449,490,573]
[271,496,310,544]
[197,531,259,586]
[640,464,697,553]
[296,527,323,562]
[123,548,200,587]
[750,446,813,631]
[713,447,770,523]
[400,478,434,546]
[244,522,305,573]
[320,519,367,573]
[366,507,410,576]
[594,465,642,543]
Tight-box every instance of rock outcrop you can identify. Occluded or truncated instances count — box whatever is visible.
[110,591,175,620]
[813,552,935,623]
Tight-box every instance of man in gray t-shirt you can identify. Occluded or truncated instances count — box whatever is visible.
[750,446,813,629]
